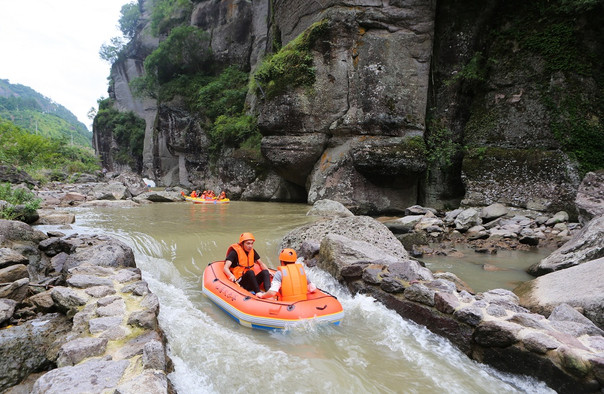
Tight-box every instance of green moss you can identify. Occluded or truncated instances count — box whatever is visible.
[252,19,329,99]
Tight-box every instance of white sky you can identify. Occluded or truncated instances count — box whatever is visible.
[0,0,130,131]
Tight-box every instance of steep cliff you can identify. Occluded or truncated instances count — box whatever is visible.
[95,0,604,215]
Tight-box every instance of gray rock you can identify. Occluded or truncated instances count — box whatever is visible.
[575,170,604,225]
[434,292,460,314]
[0,298,17,325]
[529,215,604,275]
[508,313,549,330]
[473,320,522,347]
[63,236,136,272]
[89,316,123,334]
[546,211,570,226]
[516,257,604,330]
[57,337,109,367]
[480,203,509,221]
[115,370,168,393]
[0,248,28,269]
[306,199,354,218]
[382,215,423,234]
[128,309,158,330]
[51,287,88,310]
[31,359,130,394]
[454,208,482,232]
[522,332,561,354]
[404,283,435,306]
[0,278,29,302]
[142,340,166,371]
[0,314,71,392]
[386,260,434,282]
[85,286,116,298]
[67,274,114,288]
[121,281,150,296]
[453,306,483,327]
[380,277,406,293]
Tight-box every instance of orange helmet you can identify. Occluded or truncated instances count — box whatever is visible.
[279,248,297,264]
[239,232,255,244]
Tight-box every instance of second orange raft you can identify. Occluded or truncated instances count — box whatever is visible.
[202,261,344,330]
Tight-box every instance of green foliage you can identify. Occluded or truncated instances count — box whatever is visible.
[196,66,249,121]
[0,183,41,220]
[94,99,146,171]
[150,0,193,36]
[523,23,590,75]
[445,52,492,87]
[546,92,604,175]
[425,118,459,168]
[99,36,126,64]
[0,116,100,181]
[208,115,258,153]
[0,79,92,147]
[252,19,329,99]
[131,26,213,96]
[119,2,141,39]
[551,0,603,13]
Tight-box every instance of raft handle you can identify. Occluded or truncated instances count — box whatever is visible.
[287,304,295,311]
[315,305,327,311]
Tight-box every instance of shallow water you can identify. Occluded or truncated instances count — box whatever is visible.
[35,202,555,393]
[419,245,555,293]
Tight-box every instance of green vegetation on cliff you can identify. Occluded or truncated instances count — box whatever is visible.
[252,19,329,99]
[94,99,145,171]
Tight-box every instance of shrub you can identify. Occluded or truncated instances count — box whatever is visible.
[0,183,41,220]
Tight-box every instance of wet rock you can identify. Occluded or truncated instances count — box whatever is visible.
[143,339,166,370]
[434,292,460,314]
[546,211,570,226]
[453,306,483,327]
[404,283,435,306]
[454,208,482,232]
[0,278,29,302]
[380,276,406,293]
[474,320,522,347]
[362,264,386,285]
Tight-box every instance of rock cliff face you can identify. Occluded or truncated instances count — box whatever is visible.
[96,0,603,215]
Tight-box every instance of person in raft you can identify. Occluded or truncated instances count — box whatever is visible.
[257,248,316,301]
[224,232,271,294]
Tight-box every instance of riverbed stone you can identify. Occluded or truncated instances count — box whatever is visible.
[434,292,460,314]
[0,264,28,283]
[89,316,123,334]
[474,320,522,347]
[522,331,562,354]
[0,248,29,268]
[85,285,116,298]
[306,199,354,218]
[516,257,604,330]
[454,306,483,327]
[404,283,435,306]
[56,337,109,367]
[0,299,17,325]
[480,203,509,221]
[31,359,130,394]
[67,274,114,288]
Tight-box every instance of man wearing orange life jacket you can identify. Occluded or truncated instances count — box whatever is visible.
[223,232,271,294]
[257,248,316,301]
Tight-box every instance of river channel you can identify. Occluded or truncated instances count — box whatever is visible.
[37,201,554,393]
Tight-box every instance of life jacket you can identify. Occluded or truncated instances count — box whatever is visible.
[226,243,256,279]
[278,263,308,302]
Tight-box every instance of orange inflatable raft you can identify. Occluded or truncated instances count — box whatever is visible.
[202,261,344,330]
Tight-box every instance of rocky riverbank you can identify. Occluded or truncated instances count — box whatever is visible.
[283,199,604,393]
[1,170,602,392]
[0,219,173,393]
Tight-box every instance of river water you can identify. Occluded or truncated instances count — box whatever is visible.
[36,201,554,393]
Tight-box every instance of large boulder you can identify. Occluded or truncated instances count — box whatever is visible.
[528,215,604,275]
[515,257,604,330]
[281,215,408,261]
[574,170,604,225]
[0,313,72,391]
